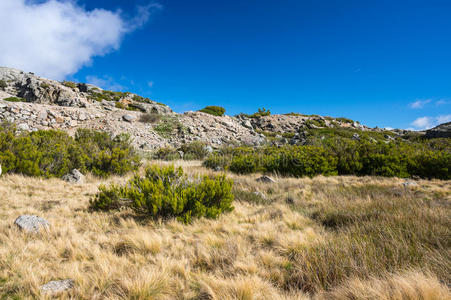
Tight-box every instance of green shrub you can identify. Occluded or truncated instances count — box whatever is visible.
[153,146,180,160]
[0,123,140,178]
[4,97,25,102]
[90,165,234,223]
[251,107,271,118]
[179,141,209,160]
[154,116,186,138]
[115,102,126,109]
[203,139,450,179]
[62,81,77,89]
[199,106,226,117]
[139,113,161,123]
[0,79,7,90]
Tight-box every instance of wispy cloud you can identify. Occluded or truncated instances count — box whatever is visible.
[147,81,155,88]
[436,99,450,106]
[0,0,161,80]
[410,114,451,130]
[86,75,125,91]
[409,99,431,109]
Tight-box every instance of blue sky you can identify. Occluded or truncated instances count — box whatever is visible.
[1,0,451,129]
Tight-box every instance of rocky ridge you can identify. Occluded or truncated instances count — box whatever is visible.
[0,66,425,150]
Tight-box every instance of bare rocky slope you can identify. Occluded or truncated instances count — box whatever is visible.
[0,66,423,151]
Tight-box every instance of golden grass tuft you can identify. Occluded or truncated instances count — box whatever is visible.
[0,161,449,299]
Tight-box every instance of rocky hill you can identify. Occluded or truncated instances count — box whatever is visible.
[0,66,424,151]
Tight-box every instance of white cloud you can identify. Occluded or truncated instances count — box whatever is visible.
[0,0,160,80]
[409,99,431,109]
[147,81,155,88]
[86,75,125,91]
[410,114,451,130]
[436,99,450,106]
[436,114,451,124]
[411,117,433,129]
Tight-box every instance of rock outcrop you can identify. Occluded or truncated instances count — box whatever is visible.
[425,122,451,139]
[0,66,428,152]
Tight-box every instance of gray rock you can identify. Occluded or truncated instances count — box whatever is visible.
[402,180,418,188]
[425,122,451,138]
[14,215,50,233]
[17,123,29,131]
[122,114,137,122]
[352,133,360,140]
[205,145,214,153]
[62,169,85,184]
[256,175,277,183]
[40,279,74,295]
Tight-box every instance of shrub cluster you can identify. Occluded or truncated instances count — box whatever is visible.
[154,141,210,160]
[204,139,450,179]
[0,123,140,177]
[154,115,187,138]
[139,113,161,123]
[198,106,226,117]
[62,81,77,89]
[90,165,234,223]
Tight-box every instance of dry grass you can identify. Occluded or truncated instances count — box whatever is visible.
[0,160,449,299]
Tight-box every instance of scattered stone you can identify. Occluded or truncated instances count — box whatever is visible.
[352,133,360,140]
[402,180,418,188]
[205,145,214,153]
[17,123,29,131]
[40,279,74,295]
[122,114,137,122]
[256,175,277,183]
[253,191,266,199]
[14,215,50,233]
[62,169,85,184]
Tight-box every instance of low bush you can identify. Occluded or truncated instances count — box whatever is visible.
[139,113,161,123]
[154,141,210,161]
[0,123,140,177]
[153,146,181,161]
[154,116,186,138]
[90,165,234,223]
[4,97,25,102]
[203,139,450,179]
[179,141,209,160]
[62,81,77,89]
[199,106,226,117]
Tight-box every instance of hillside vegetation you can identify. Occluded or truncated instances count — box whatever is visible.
[0,161,449,299]
[204,127,451,179]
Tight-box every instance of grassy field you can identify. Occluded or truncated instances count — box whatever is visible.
[0,160,450,299]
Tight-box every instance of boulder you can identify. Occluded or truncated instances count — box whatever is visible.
[14,215,50,233]
[40,279,74,295]
[122,114,137,122]
[62,169,85,184]
[256,175,277,183]
[17,123,29,131]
